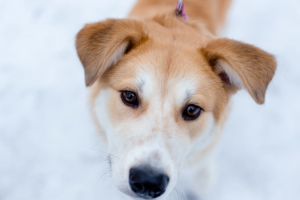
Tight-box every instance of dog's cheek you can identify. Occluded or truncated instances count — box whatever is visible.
[94,90,132,192]
[94,89,125,150]
[94,89,113,135]
[189,112,215,140]
[189,113,216,151]
[106,91,127,125]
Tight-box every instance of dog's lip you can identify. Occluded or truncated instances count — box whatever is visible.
[120,187,168,200]
[119,187,140,199]
[119,188,157,200]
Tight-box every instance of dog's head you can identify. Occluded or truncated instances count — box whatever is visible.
[76,16,276,199]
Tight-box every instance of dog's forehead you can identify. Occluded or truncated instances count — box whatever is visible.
[105,42,223,111]
[121,45,220,107]
[136,68,198,104]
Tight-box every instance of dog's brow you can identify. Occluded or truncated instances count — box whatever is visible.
[137,79,145,93]
[185,90,193,101]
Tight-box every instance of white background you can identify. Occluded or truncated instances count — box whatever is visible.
[0,0,299,199]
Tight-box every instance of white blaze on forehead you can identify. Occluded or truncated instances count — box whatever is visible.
[173,78,198,106]
[136,67,199,108]
[135,69,155,99]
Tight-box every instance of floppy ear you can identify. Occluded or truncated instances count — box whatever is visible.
[76,19,147,86]
[201,38,277,104]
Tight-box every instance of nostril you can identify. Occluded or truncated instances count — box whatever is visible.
[132,182,144,193]
[129,167,169,198]
[152,187,162,197]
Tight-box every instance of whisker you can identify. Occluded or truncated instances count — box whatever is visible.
[174,188,180,200]
[94,169,113,190]
[87,147,120,160]
[176,184,187,200]
[169,187,180,200]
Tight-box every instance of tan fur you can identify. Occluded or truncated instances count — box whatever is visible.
[100,43,228,135]
[129,0,231,34]
[75,0,277,198]
[201,38,277,104]
[76,19,147,86]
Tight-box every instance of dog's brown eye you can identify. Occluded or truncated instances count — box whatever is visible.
[121,91,139,108]
[183,105,202,120]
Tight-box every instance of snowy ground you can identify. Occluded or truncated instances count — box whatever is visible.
[0,0,299,200]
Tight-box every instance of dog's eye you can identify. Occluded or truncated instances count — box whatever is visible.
[121,91,139,108]
[182,105,202,120]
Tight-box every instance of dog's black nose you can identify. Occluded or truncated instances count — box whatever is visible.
[129,167,169,199]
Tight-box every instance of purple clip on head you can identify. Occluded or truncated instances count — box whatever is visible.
[175,0,188,20]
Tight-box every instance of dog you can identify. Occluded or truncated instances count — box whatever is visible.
[75,0,277,199]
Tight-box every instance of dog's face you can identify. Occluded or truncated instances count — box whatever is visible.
[92,45,227,199]
[76,17,276,199]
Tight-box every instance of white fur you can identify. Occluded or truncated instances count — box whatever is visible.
[190,114,215,154]
[174,78,198,106]
[93,67,220,199]
[136,69,154,99]
[105,41,129,69]
[218,59,244,89]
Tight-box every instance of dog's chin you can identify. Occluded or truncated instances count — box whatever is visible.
[118,187,166,200]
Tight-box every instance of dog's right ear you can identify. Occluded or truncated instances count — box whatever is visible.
[76,19,147,86]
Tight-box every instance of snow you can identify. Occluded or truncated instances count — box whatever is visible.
[0,0,299,199]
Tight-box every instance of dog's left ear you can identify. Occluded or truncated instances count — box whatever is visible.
[201,38,277,104]
[76,19,147,86]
